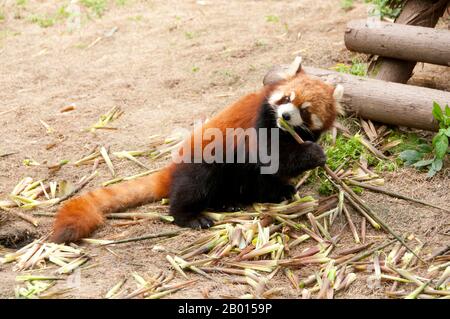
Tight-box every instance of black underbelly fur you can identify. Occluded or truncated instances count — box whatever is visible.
[168,100,327,229]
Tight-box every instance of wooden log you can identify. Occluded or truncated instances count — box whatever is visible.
[345,19,450,66]
[304,66,450,131]
[368,0,448,83]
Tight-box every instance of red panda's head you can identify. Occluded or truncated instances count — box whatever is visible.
[264,57,344,133]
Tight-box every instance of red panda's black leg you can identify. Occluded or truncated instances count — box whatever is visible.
[170,195,214,229]
[255,175,296,203]
[169,163,216,229]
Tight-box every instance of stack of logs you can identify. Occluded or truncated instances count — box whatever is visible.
[310,0,450,131]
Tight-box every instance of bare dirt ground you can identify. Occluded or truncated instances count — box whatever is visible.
[0,0,449,299]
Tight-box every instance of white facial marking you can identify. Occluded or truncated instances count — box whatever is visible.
[301,102,312,109]
[269,91,283,106]
[286,56,302,77]
[311,114,323,130]
[289,91,296,102]
[277,103,303,129]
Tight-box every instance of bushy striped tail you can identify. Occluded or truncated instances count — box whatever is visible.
[50,165,174,243]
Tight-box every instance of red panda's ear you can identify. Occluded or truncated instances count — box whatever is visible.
[333,84,345,116]
[263,56,303,86]
[286,56,303,77]
[333,84,344,102]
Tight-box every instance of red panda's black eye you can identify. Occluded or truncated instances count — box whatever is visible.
[279,96,290,104]
[300,107,311,124]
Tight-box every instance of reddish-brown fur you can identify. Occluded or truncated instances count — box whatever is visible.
[181,85,275,156]
[51,73,338,243]
[51,164,174,242]
[51,88,272,243]
[272,74,338,130]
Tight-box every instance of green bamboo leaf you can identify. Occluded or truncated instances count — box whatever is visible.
[399,150,423,165]
[431,158,443,172]
[412,159,433,168]
[433,133,448,159]
[432,101,444,123]
[417,144,432,154]
[445,104,450,117]
[427,167,437,178]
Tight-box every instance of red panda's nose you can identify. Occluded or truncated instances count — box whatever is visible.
[282,113,291,121]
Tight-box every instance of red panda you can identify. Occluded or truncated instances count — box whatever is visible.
[50,57,344,243]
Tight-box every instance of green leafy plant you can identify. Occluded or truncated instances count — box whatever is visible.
[80,0,107,17]
[385,131,424,154]
[324,134,377,170]
[399,102,450,177]
[29,15,55,28]
[254,40,266,48]
[184,31,195,39]
[57,5,70,19]
[266,15,279,23]
[129,15,143,21]
[332,59,367,77]
[28,5,70,28]
[341,0,354,11]
[374,160,398,173]
[365,0,403,20]
[311,134,379,195]
[318,176,334,195]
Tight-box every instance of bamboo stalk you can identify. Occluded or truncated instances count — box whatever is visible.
[0,151,18,158]
[324,165,425,264]
[342,204,360,244]
[331,191,344,225]
[113,151,150,170]
[392,268,446,297]
[347,180,450,214]
[361,217,366,244]
[343,189,380,229]
[295,171,311,190]
[277,118,305,144]
[52,171,98,206]
[106,212,173,223]
[335,242,373,256]
[102,230,185,246]
[337,239,397,268]
[11,211,39,227]
[105,278,127,298]
[307,213,324,241]
[405,280,430,299]
[426,245,450,262]
[322,173,380,229]
[166,255,188,279]
[100,146,116,177]
[435,266,450,289]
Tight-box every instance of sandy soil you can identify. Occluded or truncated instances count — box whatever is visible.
[0,0,449,299]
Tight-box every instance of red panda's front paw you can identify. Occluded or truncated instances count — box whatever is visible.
[303,141,326,167]
[263,184,296,203]
[174,215,214,229]
[280,184,296,200]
